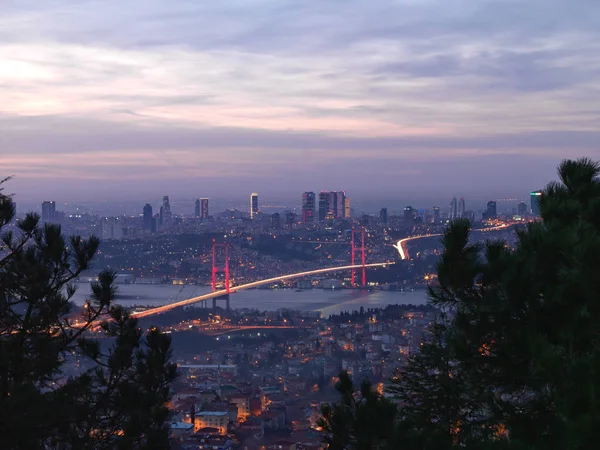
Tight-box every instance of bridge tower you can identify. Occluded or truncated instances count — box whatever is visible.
[211,241,231,310]
[351,227,367,288]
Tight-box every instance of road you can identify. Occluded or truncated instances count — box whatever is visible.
[394,223,511,260]
[131,262,392,319]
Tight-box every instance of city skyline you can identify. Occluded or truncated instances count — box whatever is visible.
[2,1,599,201]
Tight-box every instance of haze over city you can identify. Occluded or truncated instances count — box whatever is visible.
[3,0,599,204]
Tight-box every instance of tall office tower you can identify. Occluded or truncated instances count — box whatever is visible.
[336,191,346,218]
[143,203,153,230]
[327,191,338,218]
[433,206,441,223]
[41,201,56,222]
[530,190,542,216]
[270,213,281,230]
[404,206,414,223]
[380,207,388,226]
[159,206,164,227]
[450,197,458,219]
[200,198,209,219]
[517,201,527,217]
[318,191,329,222]
[458,197,466,218]
[162,195,172,224]
[302,192,316,223]
[194,199,201,217]
[485,201,497,220]
[250,193,259,219]
[344,197,351,219]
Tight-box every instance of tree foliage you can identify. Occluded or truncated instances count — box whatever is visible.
[318,371,397,450]
[0,179,177,449]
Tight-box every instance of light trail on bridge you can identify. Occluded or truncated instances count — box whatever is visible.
[394,223,511,260]
[131,262,392,319]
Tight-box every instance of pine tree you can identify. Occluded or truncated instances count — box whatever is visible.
[318,371,397,450]
[0,179,177,449]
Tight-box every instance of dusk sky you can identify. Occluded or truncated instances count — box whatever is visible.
[2,0,599,206]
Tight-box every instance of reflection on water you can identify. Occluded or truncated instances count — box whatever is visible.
[71,283,428,315]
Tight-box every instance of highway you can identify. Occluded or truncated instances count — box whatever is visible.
[131,262,392,319]
[394,223,511,260]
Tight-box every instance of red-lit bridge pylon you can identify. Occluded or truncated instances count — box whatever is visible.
[351,227,367,288]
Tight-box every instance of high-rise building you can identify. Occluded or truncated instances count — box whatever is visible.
[450,197,458,220]
[250,193,259,219]
[328,191,338,219]
[517,201,527,217]
[530,190,542,216]
[380,208,388,226]
[194,199,200,217]
[318,192,329,222]
[200,198,209,220]
[285,212,296,229]
[433,206,441,223]
[336,191,346,219]
[143,203,153,231]
[344,198,351,219]
[484,201,497,220]
[159,206,164,227]
[270,213,281,230]
[404,206,414,223]
[41,201,56,222]
[162,195,172,224]
[458,197,466,218]
[302,192,316,223]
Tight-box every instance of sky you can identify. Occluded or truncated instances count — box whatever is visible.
[2,0,599,206]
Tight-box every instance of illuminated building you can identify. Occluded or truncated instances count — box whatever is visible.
[41,201,56,222]
[201,198,209,219]
[301,192,315,223]
[336,191,346,218]
[318,192,329,222]
[433,206,440,223]
[344,198,351,219]
[143,203,153,230]
[403,206,414,224]
[250,193,259,219]
[530,190,542,216]
[194,199,200,217]
[194,411,229,435]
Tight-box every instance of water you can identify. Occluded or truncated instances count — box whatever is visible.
[71,283,428,316]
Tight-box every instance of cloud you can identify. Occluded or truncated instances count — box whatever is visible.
[1,0,599,202]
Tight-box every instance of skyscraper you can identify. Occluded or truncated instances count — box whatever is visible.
[143,203,153,231]
[250,193,259,219]
[404,206,414,224]
[433,206,441,223]
[270,213,281,230]
[162,195,172,224]
[200,198,209,219]
[194,199,200,217]
[450,197,458,220]
[530,190,542,216]
[336,191,346,219]
[344,198,351,219]
[41,201,56,222]
[302,192,316,223]
[458,197,466,218]
[379,208,388,226]
[328,191,338,218]
[517,201,527,217]
[318,192,329,222]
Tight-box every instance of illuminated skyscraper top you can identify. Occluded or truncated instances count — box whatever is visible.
[250,193,259,219]
[302,192,316,223]
[530,190,542,216]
